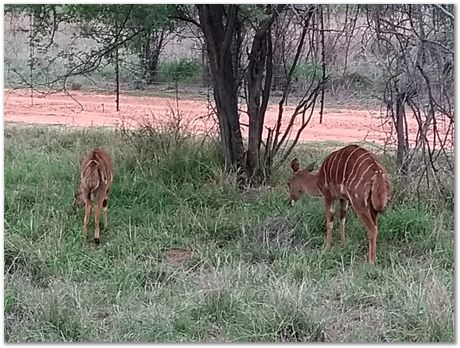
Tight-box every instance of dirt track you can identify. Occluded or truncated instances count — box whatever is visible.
[3,88,450,147]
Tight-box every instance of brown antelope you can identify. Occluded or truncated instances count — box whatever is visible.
[74,148,114,244]
[288,144,391,264]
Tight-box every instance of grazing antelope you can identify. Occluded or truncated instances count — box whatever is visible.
[74,148,114,244]
[288,145,391,264]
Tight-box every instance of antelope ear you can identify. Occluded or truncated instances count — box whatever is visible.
[305,160,317,172]
[290,158,300,173]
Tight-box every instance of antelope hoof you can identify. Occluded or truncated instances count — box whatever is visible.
[94,238,100,245]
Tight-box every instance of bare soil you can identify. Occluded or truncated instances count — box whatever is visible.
[4,88,452,147]
[164,248,193,265]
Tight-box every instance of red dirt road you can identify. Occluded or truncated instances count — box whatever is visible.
[3,88,452,147]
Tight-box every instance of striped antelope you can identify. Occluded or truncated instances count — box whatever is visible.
[288,145,391,264]
[74,148,114,244]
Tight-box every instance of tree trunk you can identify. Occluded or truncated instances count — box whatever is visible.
[246,26,272,181]
[200,43,209,86]
[197,5,245,171]
[115,45,120,111]
[395,92,408,175]
[144,29,165,85]
[246,5,282,182]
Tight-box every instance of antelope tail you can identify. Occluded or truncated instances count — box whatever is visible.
[370,172,390,212]
[82,160,101,190]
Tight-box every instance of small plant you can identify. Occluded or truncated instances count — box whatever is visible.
[157,58,201,84]
[291,60,322,81]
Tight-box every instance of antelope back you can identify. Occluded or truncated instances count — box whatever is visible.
[81,149,113,182]
[76,148,114,202]
[317,145,388,201]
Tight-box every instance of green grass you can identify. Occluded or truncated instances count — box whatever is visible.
[4,125,454,342]
[157,59,202,84]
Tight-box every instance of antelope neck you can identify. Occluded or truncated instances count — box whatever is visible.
[309,173,322,197]
[300,170,322,197]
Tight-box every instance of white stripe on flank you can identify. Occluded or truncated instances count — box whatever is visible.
[334,149,346,185]
[326,150,340,185]
[348,156,373,189]
[346,151,369,188]
[322,152,335,188]
[353,163,374,191]
[342,146,361,185]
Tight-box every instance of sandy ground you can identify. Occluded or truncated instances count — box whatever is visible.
[3,88,453,147]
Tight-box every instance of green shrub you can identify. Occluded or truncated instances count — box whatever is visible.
[157,59,201,83]
[291,61,322,81]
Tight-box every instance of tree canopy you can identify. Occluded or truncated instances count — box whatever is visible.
[4,4,454,190]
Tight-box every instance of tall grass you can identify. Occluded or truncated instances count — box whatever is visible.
[4,124,454,342]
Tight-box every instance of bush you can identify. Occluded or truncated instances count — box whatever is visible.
[291,61,322,81]
[157,59,201,84]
